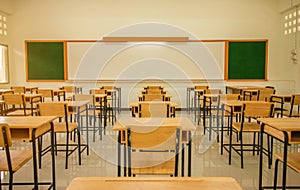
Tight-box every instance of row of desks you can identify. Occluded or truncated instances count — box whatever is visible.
[0,99,94,190]
[202,98,300,189]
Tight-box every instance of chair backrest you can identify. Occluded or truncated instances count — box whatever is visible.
[219,94,240,102]
[195,85,208,90]
[258,88,276,102]
[127,125,180,150]
[90,89,106,94]
[73,94,94,107]
[100,86,115,90]
[143,94,165,101]
[10,86,26,94]
[205,89,221,94]
[38,102,68,118]
[242,102,274,118]
[291,94,300,106]
[139,102,169,118]
[3,94,27,115]
[146,86,163,90]
[37,89,54,101]
[0,123,12,148]
[146,88,164,94]
[61,86,76,93]
[3,94,25,105]
[127,125,180,176]
[288,94,300,116]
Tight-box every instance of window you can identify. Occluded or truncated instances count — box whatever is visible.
[0,44,9,83]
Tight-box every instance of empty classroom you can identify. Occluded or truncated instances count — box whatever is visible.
[0,0,300,190]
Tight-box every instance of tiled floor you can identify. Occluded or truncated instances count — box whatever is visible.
[1,110,299,190]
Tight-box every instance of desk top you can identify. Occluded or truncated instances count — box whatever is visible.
[130,101,178,107]
[0,116,57,140]
[226,85,266,90]
[0,116,56,128]
[0,89,14,94]
[67,100,90,107]
[113,117,196,131]
[220,100,268,106]
[66,177,242,190]
[258,118,300,132]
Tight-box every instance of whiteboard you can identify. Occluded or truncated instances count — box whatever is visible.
[67,41,225,81]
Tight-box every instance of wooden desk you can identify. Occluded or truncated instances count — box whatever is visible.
[113,117,196,177]
[258,118,300,190]
[66,177,243,190]
[25,86,38,94]
[225,85,265,94]
[0,89,14,96]
[242,89,259,100]
[53,89,66,101]
[0,116,57,190]
[130,101,177,118]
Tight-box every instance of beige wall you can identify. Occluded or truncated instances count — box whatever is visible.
[0,0,298,107]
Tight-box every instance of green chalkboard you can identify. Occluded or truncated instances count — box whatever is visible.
[227,41,267,80]
[26,41,65,81]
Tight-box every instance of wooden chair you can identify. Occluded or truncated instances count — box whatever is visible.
[60,86,77,101]
[273,152,300,189]
[231,101,274,168]
[278,94,300,117]
[37,89,54,101]
[10,86,26,94]
[37,102,83,169]
[2,94,32,116]
[96,88,117,124]
[218,94,241,134]
[73,94,103,141]
[242,90,259,101]
[126,125,180,176]
[0,124,32,190]
[138,102,170,118]
[258,88,276,102]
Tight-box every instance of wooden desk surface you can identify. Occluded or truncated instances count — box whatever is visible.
[0,89,14,94]
[226,85,265,90]
[258,117,300,144]
[67,100,90,107]
[0,116,57,140]
[130,101,178,107]
[66,177,243,190]
[113,117,195,131]
[258,118,300,132]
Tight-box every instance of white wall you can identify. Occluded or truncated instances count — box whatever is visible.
[0,0,297,108]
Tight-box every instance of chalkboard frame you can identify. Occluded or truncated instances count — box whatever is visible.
[25,40,67,82]
[225,40,268,81]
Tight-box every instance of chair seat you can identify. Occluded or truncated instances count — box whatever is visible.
[54,122,78,133]
[131,151,175,175]
[232,122,260,132]
[0,150,32,172]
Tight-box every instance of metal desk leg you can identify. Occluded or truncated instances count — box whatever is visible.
[188,131,192,177]
[117,131,121,177]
